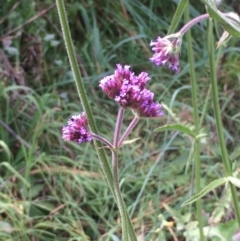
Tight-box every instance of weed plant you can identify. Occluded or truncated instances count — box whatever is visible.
[0,0,240,240]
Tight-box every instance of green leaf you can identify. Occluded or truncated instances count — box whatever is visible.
[201,0,240,37]
[168,0,188,34]
[209,192,231,224]
[0,140,12,162]
[121,138,140,146]
[33,201,56,212]
[154,124,195,138]
[181,177,228,206]
[0,162,30,188]
[184,225,226,240]
[29,184,45,199]
[215,220,238,241]
[228,176,240,188]
[230,145,240,161]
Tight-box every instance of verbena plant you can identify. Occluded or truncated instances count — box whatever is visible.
[56,0,240,240]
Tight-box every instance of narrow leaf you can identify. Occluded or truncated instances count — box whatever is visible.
[122,138,141,146]
[0,140,12,162]
[154,124,195,138]
[201,0,240,37]
[168,0,188,34]
[181,177,228,206]
[0,162,30,188]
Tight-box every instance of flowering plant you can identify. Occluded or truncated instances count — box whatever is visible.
[56,0,240,240]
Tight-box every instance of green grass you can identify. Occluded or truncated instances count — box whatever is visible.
[0,0,240,240]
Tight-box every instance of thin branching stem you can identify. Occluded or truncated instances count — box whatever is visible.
[112,107,128,240]
[91,133,114,149]
[179,12,240,35]
[118,116,139,147]
[114,107,125,147]
[112,108,138,241]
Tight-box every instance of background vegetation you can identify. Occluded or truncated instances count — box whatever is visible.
[0,0,240,240]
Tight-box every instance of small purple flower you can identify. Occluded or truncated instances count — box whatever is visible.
[150,34,181,71]
[137,90,164,117]
[62,113,92,143]
[138,100,164,117]
[100,64,164,117]
[99,64,133,99]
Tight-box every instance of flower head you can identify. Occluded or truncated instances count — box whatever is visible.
[99,64,164,117]
[100,64,150,108]
[62,113,92,143]
[150,34,181,71]
[137,89,164,117]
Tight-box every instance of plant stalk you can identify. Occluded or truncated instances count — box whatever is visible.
[55,0,114,198]
[114,107,125,147]
[113,108,138,241]
[184,5,205,241]
[112,107,128,240]
[118,116,139,147]
[112,150,129,241]
[55,1,137,238]
[91,133,114,149]
[207,19,240,227]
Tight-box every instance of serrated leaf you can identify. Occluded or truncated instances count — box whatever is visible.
[201,0,240,37]
[181,177,228,206]
[228,176,240,188]
[154,124,195,138]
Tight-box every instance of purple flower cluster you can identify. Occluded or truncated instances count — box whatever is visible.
[99,64,163,117]
[150,35,181,71]
[62,113,92,143]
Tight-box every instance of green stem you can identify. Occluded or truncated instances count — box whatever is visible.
[55,1,137,239]
[199,85,211,128]
[55,0,114,199]
[207,19,240,227]
[112,108,128,240]
[112,150,129,241]
[114,107,125,147]
[184,5,205,241]
[91,133,114,149]
[113,108,137,241]
[167,0,188,34]
[118,116,139,147]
